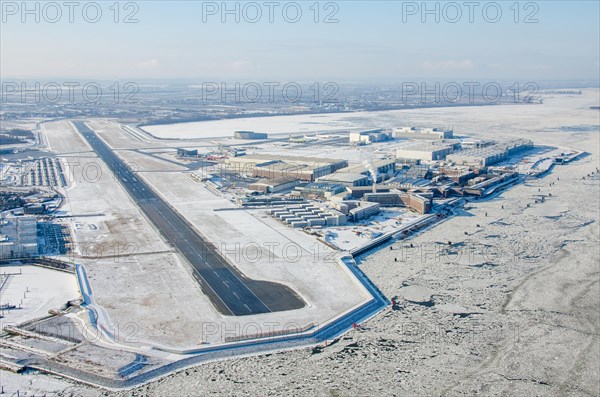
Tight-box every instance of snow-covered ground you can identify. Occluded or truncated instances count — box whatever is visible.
[141,91,599,142]
[0,265,79,326]
[140,112,374,139]
[0,370,79,397]
[324,210,422,251]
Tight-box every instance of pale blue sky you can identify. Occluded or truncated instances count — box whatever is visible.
[1,1,598,81]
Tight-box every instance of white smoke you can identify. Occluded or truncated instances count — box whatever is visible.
[362,159,377,184]
[359,150,378,193]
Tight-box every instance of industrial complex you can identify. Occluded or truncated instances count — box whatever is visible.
[0,119,586,390]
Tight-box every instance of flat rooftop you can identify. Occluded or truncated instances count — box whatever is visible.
[397,140,457,152]
[452,139,532,157]
[318,172,369,183]
[227,154,347,167]
[345,159,396,173]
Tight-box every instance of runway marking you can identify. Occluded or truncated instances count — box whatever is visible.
[72,121,274,316]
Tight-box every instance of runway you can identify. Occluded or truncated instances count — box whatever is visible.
[72,121,304,316]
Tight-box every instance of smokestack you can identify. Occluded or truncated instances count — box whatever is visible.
[372,180,376,193]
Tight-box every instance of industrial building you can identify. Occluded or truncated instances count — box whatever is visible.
[234,131,268,140]
[349,129,393,144]
[317,172,370,187]
[23,203,47,214]
[363,191,432,214]
[0,215,38,259]
[225,154,348,181]
[396,141,457,163]
[328,200,380,220]
[463,172,519,196]
[447,139,533,168]
[292,182,347,199]
[447,147,505,167]
[344,159,397,182]
[347,186,392,198]
[248,177,301,193]
[237,196,305,207]
[393,127,454,140]
[177,148,198,157]
[268,203,347,228]
[347,201,381,221]
[392,165,432,187]
[459,139,494,149]
[434,167,476,184]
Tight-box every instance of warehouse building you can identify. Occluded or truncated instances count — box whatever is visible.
[248,177,301,193]
[347,185,392,198]
[460,139,494,149]
[23,203,47,214]
[237,196,305,206]
[343,159,397,182]
[268,203,347,227]
[317,172,370,187]
[234,131,268,140]
[363,190,432,214]
[349,129,393,144]
[396,141,457,163]
[177,148,198,157]
[393,164,432,187]
[292,182,347,198]
[447,139,533,168]
[393,127,454,140]
[0,215,38,259]
[348,201,381,221]
[434,167,476,185]
[446,147,505,167]
[463,172,519,196]
[225,154,348,182]
[329,200,382,221]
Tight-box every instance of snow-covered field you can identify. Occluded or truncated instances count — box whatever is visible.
[140,112,375,139]
[0,265,79,326]
[142,92,599,141]
[0,370,77,397]
[325,210,422,251]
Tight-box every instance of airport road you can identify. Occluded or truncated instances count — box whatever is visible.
[72,121,304,316]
